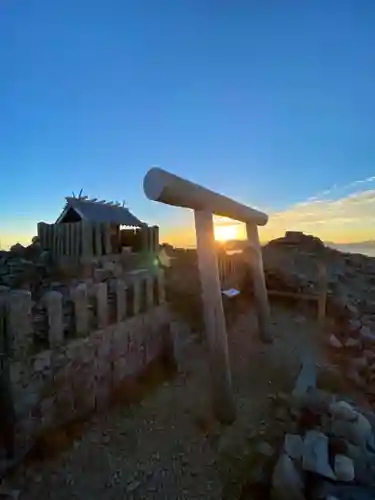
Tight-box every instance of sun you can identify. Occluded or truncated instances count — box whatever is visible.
[214,224,239,242]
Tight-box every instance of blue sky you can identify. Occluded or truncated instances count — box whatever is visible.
[1,1,375,247]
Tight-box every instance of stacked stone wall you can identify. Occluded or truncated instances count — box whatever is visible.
[0,270,171,458]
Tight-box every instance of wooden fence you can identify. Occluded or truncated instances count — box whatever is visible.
[38,221,159,260]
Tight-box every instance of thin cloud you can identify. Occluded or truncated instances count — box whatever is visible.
[261,175,375,243]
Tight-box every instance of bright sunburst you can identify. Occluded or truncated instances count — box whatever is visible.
[214,224,239,241]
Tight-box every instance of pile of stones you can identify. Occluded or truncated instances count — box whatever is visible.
[245,361,375,500]
[262,232,375,322]
[0,239,53,298]
[328,318,375,405]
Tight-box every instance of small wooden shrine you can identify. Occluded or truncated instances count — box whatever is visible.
[38,194,159,259]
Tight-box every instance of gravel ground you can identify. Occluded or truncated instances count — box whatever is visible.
[2,303,325,500]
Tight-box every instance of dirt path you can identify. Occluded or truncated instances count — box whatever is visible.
[3,304,325,500]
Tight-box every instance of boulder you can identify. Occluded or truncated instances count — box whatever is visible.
[334,454,355,481]
[284,434,304,462]
[329,335,343,349]
[347,368,366,389]
[318,483,375,500]
[316,365,343,393]
[348,319,362,333]
[257,441,275,457]
[271,453,305,500]
[349,357,368,372]
[360,326,375,345]
[292,359,317,397]
[302,430,336,480]
[331,413,372,448]
[329,401,358,422]
[363,350,375,363]
[345,338,361,349]
[292,388,334,414]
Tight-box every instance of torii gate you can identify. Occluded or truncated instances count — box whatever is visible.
[143,167,272,423]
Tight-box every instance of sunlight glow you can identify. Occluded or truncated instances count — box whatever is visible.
[214,224,239,241]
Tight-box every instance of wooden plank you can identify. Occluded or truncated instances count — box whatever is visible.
[81,221,92,259]
[245,223,273,343]
[74,222,80,257]
[53,225,59,258]
[37,222,46,248]
[46,224,52,250]
[62,224,67,256]
[104,223,111,255]
[194,209,236,424]
[66,223,71,256]
[95,223,102,256]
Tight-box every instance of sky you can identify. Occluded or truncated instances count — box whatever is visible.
[1,0,375,249]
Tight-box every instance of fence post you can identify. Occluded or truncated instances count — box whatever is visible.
[133,278,141,315]
[245,223,273,344]
[6,290,33,360]
[95,283,108,329]
[194,209,236,424]
[115,279,127,322]
[157,269,166,304]
[43,291,64,348]
[146,274,154,309]
[72,284,89,336]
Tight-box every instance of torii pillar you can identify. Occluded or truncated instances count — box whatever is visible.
[143,167,272,423]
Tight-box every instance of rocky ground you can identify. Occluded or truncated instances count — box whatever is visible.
[0,302,323,500]
[3,231,375,499]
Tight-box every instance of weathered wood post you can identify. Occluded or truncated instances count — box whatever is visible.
[194,209,236,422]
[143,167,271,423]
[245,223,273,343]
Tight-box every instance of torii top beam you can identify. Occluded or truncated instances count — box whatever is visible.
[143,167,268,226]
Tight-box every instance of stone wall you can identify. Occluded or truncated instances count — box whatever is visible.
[0,270,172,458]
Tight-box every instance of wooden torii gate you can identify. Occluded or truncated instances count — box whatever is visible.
[143,167,271,423]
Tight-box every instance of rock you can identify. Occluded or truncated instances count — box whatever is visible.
[292,388,334,414]
[348,319,362,332]
[350,357,368,372]
[361,410,375,432]
[258,441,275,457]
[346,442,363,460]
[347,368,366,388]
[127,480,141,492]
[302,430,336,480]
[345,338,361,348]
[329,335,342,348]
[319,483,375,500]
[360,326,375,344]
[329,401,358,422]
[329,437,349,456]
[344,443,375,487]
[271,453,305,500]
[284,434,304,462]
[331,413,372,448]
[293,358,317,397]
[316,365,343,392]
[9,243,26,257]
[363,350,375,362]
[334,454,355,481]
